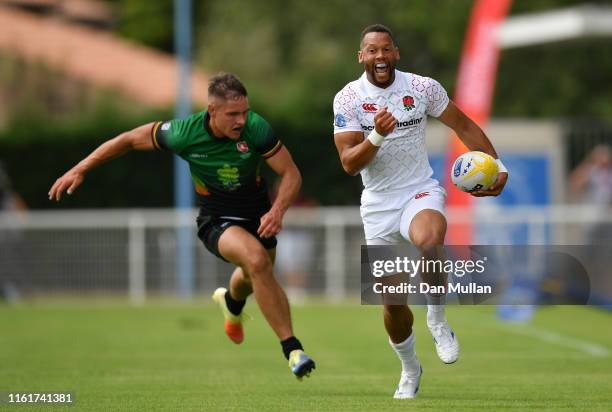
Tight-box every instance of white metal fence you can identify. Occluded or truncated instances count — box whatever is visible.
[1,206,611,302]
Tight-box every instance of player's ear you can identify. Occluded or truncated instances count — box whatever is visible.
[395,47,400,60]
[358,50,364,64]
[208,102,215,116]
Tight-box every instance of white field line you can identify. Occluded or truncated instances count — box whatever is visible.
[500,324,611,357]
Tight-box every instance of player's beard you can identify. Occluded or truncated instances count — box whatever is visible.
[368,61,395,88]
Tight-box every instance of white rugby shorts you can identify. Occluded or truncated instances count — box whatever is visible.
[360,179,446,245]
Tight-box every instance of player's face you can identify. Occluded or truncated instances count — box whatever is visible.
[209,96,249,140]
[358,32,400,88]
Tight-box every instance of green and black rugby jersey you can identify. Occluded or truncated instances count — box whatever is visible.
[151,110,283,218]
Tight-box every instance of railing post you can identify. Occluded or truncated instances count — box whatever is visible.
[128,212,146,304]
[324,210,346,301]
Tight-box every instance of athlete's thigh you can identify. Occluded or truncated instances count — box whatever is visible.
[218,225,270,268]
[399,187,447,244]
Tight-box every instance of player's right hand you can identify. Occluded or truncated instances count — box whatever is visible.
[48,167,85,202]
[472,171,508,197]
[257,206,283,239]
[374,107,397,136]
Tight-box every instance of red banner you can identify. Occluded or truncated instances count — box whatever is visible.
[445,0,513,244]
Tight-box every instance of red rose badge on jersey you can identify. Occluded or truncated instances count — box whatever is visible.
[403,96,415,111]
[236,141,249,153]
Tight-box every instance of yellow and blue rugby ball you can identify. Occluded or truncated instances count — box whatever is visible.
[451,151,499,193]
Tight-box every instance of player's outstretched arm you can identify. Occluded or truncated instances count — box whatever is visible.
[48,122,157,202]
[258,146,302,239]
[438,101,508,197]
[334,108,396,176]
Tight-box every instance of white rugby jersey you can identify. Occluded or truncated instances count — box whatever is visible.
[333,70,449,192]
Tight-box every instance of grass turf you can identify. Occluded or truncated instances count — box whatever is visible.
[1,301,611,411]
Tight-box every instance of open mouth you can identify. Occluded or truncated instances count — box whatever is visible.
[375,62,388,74]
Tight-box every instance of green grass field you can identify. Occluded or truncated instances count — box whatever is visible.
[1,301,611,411]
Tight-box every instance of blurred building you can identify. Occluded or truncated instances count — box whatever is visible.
[0,0,208,124]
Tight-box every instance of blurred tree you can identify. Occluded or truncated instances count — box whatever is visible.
[493,0,612,118]
[0,102,174,209]
[496,38,612,118]
[112,0,175,52]
[111,0,206,53]
[0,55,173,208]
[2,0,612,207]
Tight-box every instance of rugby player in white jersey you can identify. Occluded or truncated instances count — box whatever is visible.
[333,24,508,399]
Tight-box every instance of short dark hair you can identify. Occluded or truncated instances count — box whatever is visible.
[208,72,248,100]
[360,24,396,47]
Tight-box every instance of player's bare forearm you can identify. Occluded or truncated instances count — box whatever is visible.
[48,123,155,201]
[438,101,498,158]
[340,140,379,176]
[77,137,132,172]
[80,123,156,171]
[439,101,508,197]
[272,164,302,215]
[258,170,300,239]
[259,146,302,238]
[334,132,379,176]
[335,108,396,175]
[456,121,498,158]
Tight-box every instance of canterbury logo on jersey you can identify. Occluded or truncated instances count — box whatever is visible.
[415,192,430,199]
[361,117,423,131]
[362,103,378,112]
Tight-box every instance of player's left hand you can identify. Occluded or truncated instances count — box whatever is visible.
[258,207,283,238]
[472,172,508,197]
[48,166,86,202]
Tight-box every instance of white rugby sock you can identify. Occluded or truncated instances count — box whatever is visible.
[389,332,420,375]
[427,304,446,326]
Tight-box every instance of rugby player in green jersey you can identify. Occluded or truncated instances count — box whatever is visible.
[48,73,316,379]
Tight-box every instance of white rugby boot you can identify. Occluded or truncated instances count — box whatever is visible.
[428,321,460,364]
[393,365,422,399]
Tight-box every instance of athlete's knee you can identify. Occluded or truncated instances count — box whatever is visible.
[410,228,445,250]
[243,250,273,278]
[408,210,446,249]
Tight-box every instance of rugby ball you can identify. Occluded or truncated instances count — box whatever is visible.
[451,151,499,193]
